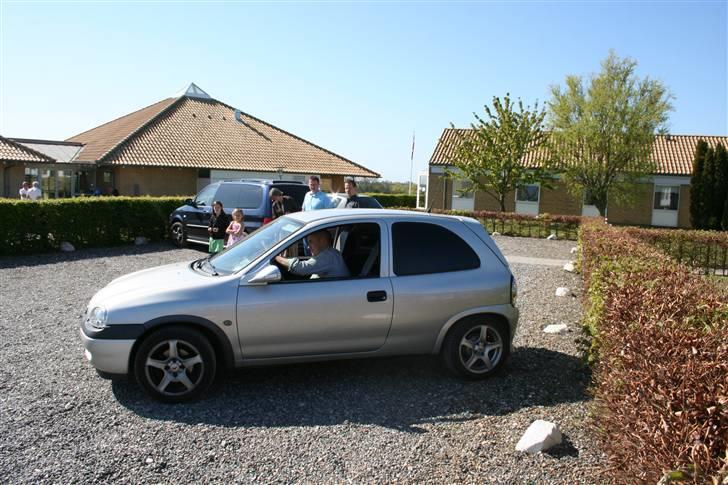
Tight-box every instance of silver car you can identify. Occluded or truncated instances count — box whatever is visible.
[80,209,519,402]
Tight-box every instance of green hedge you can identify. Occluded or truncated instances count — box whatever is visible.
[364,193,416,208]
[0,197,187,256]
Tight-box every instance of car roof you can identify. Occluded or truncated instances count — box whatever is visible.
[285,208,467,224]
[216,179,305,185]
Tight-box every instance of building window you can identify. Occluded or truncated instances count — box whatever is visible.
[452,179,474,199]
[24,167,39,183]
[516,184,540,202]
[653,185,679,210]
[102,170,113,185]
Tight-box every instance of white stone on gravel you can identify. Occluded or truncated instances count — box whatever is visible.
[491,232,501,236]
[515,420,563,454]
[134,236,149,245]
[543,323,568,334]
[555,287,570,297]
[570,247,578,254]
[563,262,575,272]
[59,242,75,252]
[546,234,557,240]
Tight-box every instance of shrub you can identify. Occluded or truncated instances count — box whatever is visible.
[0,197,187,256]
[579,219,728,483]
[364,193,416,208]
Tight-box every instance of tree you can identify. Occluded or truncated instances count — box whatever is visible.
[702,146,717,229]
[689,140,709,229]
[447,94,549,212]
[547,51,673,216]
[712,143,727,230]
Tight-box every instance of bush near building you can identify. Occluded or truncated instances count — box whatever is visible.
[0,197,186,256]
[364,193,416,208]
[579,219,727,484]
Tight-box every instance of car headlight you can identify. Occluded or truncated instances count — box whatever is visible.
[510,276,518,306]
[88,306,108,329]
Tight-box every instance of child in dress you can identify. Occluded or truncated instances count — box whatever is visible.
[225,208,246,248]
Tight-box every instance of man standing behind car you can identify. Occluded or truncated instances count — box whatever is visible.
[270,188,300,219]
[302,175,333,211]
[344,178,363,208]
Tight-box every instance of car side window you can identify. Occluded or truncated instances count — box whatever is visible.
[215,184,240,209]
[238,185,264,209]
[194,184,217,207]
[392,222,480,276]
[275,223,381,281]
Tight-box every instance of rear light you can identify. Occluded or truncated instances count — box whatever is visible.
[510,275,518,306]
[262,217,273,225]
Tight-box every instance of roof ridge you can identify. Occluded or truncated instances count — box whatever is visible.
[215,99,380,178]
[0,135,56,162]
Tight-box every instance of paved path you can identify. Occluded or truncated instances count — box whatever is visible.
[506,255,571,267]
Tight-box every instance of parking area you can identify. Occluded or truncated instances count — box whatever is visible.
[0,237,603,483]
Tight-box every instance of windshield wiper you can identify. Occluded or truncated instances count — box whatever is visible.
[202,259,219,276]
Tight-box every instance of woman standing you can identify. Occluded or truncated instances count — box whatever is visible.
[208,200,230,254]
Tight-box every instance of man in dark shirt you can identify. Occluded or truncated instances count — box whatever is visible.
[270,188,300,219]
[344,179,362,208]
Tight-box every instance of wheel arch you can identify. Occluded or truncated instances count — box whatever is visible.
[129,315,235,375]
[432,308,513,354]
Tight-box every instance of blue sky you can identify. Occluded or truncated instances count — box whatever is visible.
[1,1,726,182]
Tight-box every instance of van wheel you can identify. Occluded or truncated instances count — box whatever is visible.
[133,327,216,403]
[442,317,509,380]
[170,221,186,248]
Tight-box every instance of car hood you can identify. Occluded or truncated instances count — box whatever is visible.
[89,261,212,311]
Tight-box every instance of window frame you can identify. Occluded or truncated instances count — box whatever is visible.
[653,185,680,211]
[516,184,540,203]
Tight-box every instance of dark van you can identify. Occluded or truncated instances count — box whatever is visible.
[169,180,308,247]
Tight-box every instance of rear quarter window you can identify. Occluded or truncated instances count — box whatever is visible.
[275,184,309,207]
[215,184,264,209]
[392,222,480,276]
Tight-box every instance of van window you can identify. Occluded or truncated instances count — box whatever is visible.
[194,184,217,207]
[239,185,264,208]
[392,222,480,276]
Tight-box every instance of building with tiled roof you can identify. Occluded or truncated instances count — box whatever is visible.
[421,128,728,229]
[2,83,378,199]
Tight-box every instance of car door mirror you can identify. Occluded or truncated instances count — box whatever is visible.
[247,265,282,285]
[185,198,196,207]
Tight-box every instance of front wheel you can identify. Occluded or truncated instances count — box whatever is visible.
[170,221,186,248]
[442,317,510,380]
[133,327,216,403]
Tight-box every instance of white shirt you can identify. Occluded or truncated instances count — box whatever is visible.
[19,187,28,199]
[27,187,42,200]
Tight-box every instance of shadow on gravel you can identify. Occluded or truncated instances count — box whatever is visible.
[0,242,196,269]
[113,346,590,433]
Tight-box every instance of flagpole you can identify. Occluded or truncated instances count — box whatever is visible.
[408,131,415,195]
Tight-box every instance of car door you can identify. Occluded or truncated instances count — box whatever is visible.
[235,220,393,359]
[185,183,218,243]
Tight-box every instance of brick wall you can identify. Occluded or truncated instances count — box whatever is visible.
[3,164,25,198]
[114,166,197,196]
[474,188,515,212]
[322,175,345,192]
[539,180,582,216]
[607,184,654,226]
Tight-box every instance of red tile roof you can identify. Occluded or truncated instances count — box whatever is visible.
[0,135,55,163]
[429,128,728,175]
[67,94,379,178]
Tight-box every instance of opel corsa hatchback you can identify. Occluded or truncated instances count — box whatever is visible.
[80,209,519,402]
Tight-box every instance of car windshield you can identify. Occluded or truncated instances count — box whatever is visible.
[207,217,304,274]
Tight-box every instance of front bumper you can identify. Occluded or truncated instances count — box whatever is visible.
[79,328,135,375]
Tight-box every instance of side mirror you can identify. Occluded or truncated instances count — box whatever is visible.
[185,198,196,207]
[247,265,282,285]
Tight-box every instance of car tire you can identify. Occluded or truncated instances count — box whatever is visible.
[133,326,216,403]
[442,316,510,380]
[170,221,186,248]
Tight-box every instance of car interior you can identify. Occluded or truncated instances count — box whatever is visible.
[273,223,380,281]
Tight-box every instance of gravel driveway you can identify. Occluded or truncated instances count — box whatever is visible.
[0,237,603,484]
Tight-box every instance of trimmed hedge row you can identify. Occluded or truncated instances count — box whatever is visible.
[579,219,727,483]
[395,208,584,240]
[364,193,416,208]
[0,197,186,256]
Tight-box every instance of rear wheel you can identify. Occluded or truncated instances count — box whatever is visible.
[442,317,509,380]
[170,221,186,248]
[133,327,216,403]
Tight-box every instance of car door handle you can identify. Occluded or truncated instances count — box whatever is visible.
[367,290,387,302]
